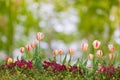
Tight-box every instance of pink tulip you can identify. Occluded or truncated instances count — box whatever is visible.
[88,54,94,60]
[58,49,64,55]
[108,44,115,53]
[19,47,25,53]
[81,42,88,51]
[53,50,58,56]
[93,40,101,49]
[108,54,114,60]
[96,50,103,57]
[68,48,74,55]
[31,40,37,48]
[36,32,44,41]
[26,44,32,51]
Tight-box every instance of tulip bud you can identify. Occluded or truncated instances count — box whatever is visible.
[31,40,37,48]
[26,44,32,51]
[68,48,74,55]
[93,40,101,49]
[96,50,103,57]
[81,42,88,51]
[108,54,114,60]
[88,54,94,60]
[53,50,58,56]
[58,49,64,55]
[19,47,25,53]
[36,32,44,41]
[108,44,115,53]
[7,58,13,64]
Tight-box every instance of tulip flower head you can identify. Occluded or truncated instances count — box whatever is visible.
[96,50,103,57]
[36,32,44,41]
[58,49,64,55]
[53,50,58,56]
[93,40,101,49]
[81,42,88,51]
[5,56,9,62]
[7,58,13,64]
[26,44,32,51]
[108,44,115,53]
[31,40,37,48]
[19,47,25,53]
[68,48,74,55]
[109,54,114,60]
[88,54,94,60]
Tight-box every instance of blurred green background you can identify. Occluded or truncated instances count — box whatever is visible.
[0,0,120,59]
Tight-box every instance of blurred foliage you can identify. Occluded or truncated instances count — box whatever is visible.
[0,0,120,55]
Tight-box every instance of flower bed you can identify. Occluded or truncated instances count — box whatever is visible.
[0,32,119,80]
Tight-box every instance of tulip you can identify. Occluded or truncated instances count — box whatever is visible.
[68,48,74,66]
[53,50,58,62]
[96,50,103,57]
[68,48,74,55]
[93,40,101,49]
[58,49,64,55]
[81,42,88,51]
[108,44,115,53]
[88,54,94,60]
[36,32,44,41]
[5,56,9,62]
[19,47,25,53]
[53,50,58,56]
[26,44,32,51]
[7,58,13,64]
[31,40,37,48]
[58,49,64,64]
[108,54,114,60]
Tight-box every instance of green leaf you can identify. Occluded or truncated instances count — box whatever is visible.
[62,54,67,65]
[68,55,72,66]
[48,58,53,62]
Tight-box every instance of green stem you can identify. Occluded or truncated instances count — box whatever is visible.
[54,56,56,62]
[39,41,40,54]
[60,55,61,64]
[32,48,35,61]
[68,55,72,66]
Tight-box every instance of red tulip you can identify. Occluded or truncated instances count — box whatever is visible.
[108,44,115,53]
[93,40,101,49]
[81,42,88,51]
[96,50,103,57]
[5,56,9,62]
[19,47,25,53]
[26,44,32,51]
